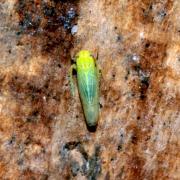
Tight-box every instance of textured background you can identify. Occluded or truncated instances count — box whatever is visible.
[0,0,180,179]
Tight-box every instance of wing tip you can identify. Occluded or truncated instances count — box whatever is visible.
[87,123,98,132]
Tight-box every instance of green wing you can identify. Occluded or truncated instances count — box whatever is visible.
[77,70,99,105]
[77,70,99,126]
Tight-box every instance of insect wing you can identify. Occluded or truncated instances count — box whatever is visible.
[78,70,98,105]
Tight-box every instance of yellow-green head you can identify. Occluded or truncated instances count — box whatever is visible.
[76,50,95,71]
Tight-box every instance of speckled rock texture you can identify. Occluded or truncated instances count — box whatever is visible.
[0,0,180,179]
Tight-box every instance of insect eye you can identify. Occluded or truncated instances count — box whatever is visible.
[71,58,75,63]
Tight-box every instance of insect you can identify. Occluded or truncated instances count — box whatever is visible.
[69,50,100,127]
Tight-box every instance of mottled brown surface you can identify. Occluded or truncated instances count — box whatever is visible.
[0,0,180,179]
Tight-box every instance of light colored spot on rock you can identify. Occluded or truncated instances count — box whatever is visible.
[71,25,78,35]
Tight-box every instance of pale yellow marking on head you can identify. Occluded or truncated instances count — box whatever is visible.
[76,50,92,59]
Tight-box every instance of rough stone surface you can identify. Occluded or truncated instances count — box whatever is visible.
[0,0,180,179]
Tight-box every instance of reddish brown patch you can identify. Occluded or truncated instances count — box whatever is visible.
[140,40,167,70]
[154,143,179,179]
[7,72,64,125]
[124,123,147,179]
[137,40,167,119]
[126,155,145,180]
[125,38,168,179]
[126,40,167,147]
[131,0,174,27]
[15,0,79,63]
[21,169,49,180]
[0,163,6,178]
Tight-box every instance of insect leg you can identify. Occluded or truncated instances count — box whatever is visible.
[68,64,77,97]
[96,63,101,81]
[94,51,101,80]
[94,51,99,60]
